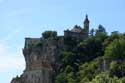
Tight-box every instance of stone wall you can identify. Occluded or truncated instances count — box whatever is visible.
[64,30,88,40]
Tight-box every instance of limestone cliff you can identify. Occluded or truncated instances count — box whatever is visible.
[11,15,91,83]
[11,37,64,83]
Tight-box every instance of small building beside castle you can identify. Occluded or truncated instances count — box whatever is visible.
[11,15,91,83]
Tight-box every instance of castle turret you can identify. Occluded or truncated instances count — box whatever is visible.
[84,14,89,34]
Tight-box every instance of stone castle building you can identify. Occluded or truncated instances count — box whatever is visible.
[11,15,90,83]
[64,15,89,40]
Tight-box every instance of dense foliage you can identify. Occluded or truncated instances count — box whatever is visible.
[105,39,125,59]
[55,30,125,83]
[42,31,57,39]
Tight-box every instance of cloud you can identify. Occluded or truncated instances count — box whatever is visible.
[0,43,25,72]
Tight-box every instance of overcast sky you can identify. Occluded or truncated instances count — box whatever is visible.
[0,0,125,83]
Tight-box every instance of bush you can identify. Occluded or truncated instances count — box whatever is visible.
[42,31,57,39]
[105,39,125,59]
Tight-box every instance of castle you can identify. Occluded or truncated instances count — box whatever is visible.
[64,15,89,40]
[11,15,90,83]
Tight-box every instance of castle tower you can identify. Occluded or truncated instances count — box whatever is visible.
[84,14,90,34]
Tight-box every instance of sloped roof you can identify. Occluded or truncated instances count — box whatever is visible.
[71,25,82,33]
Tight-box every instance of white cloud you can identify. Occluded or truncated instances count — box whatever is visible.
[0,43,25,72]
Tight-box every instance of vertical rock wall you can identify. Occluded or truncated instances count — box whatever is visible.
[11,37,64,83]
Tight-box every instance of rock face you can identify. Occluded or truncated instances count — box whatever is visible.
[11,15,90,83]
[11,37,64,83]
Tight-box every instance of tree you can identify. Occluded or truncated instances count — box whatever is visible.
[90,28,95,36]
[109,61,121,77]
[78,59,98,82]
[55,66,76,83]
[105,39,125,59]
[86,72,121,83]
[120,77,125,83]
[77,35,107,62]
[96,24,106,35]
[42,31,57,39]
[55,73,67,83]
[61,52,76,66]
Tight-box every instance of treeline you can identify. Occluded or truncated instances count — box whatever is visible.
[55,30,125,83]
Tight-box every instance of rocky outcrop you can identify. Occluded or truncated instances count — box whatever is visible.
[11,37,64,83]
[11,15,91,83]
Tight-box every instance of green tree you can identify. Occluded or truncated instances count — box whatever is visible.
[96,24,107,35]
[67,72,76,83]
[103,32,122,47]
[89,72,121,83]
[77,35,107,62]
[78,59,98,82]
[105,39,125,59]
[90,28,95,36]
[61,52,76,65]
[55,66,76,83]
[42,31,57,39]
[55,73,67,83]
[109,61,120,77]
[120,77,125,83]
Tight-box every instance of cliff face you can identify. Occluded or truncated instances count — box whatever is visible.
[11,15,91,83]
[11,37,64,83]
